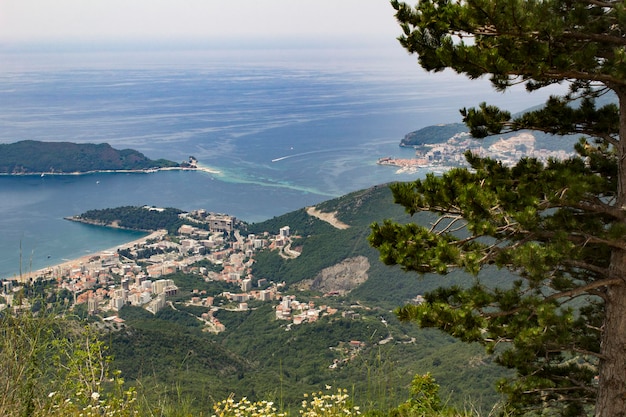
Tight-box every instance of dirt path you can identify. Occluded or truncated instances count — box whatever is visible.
[306,207,350,230]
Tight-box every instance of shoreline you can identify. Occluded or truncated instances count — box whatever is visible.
[64,216,154,232]
[0,165,221,177]
[7,230,168,283]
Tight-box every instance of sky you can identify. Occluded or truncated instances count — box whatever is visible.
[0,0,402,46]
[0,0,564,110]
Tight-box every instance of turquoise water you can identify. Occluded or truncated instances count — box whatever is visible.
[0,46,563,279]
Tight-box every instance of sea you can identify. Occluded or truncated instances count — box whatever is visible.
[0,43,565,279]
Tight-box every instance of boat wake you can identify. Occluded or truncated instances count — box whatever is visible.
[271,148,353,163]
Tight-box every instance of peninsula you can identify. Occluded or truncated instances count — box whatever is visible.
[0,140,207,175]
[378,124,577,174]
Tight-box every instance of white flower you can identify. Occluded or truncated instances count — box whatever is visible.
[91,392,100,401]
[48,392,56,398]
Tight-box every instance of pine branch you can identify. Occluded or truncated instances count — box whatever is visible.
[430,214,465,234]
[571,347,605,360]
[482,277,620,320]
[574,233,626,251]
[567,199,623,220]
[415,205,463,216]
[561,31,626,47]
[582,0,619,8]
[522,386,596,395]
[595,132,619,148]
[562,260,610,279]
[544,276,622,303]
[528,228,626,251]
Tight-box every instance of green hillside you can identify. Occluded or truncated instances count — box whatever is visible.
[400,123,466,147]
[400,123,578,151]
[103,184,512,414]
[0,140,180,174]
[398,97,620,150]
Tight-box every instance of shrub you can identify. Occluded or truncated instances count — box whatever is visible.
[212,387,360,417]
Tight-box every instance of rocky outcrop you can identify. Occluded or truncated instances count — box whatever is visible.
[296,256,369,295]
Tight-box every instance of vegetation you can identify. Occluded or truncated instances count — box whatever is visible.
[246,207,337,237]
[2,182,522,415]
[0,309,139,417]
[211,387,362,417]
[399,122,578,152]
[74,206,185,233]
[0,303,475,417]
[0,303,461,417]
[370,1,626,415]
[111,301,503,415]
[400,124,466,147]
[94,186,511,413]
[0,140,180,174]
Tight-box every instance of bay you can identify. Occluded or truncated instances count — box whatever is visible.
[0,45,564,279]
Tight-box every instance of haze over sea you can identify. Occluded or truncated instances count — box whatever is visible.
[0,43,563,279]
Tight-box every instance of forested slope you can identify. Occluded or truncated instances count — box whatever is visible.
[0,140,179,174]
[104,184,513,413]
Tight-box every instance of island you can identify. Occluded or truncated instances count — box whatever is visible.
[0,140,209,175]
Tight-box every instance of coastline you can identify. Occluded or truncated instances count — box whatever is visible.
[64,216,154,232]
[9,229,168,283]
[0,165,221,177]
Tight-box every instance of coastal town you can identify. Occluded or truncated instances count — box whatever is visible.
[0,131,578,334]
[0,207,348,334]
[377,131,575,173]
[0,131,578,335]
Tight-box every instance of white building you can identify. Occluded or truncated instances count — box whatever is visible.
[110,297,125,311]
[146,293,166,314]
[241,278,253,292]
[153,279,175,294]
[259,290,272,301]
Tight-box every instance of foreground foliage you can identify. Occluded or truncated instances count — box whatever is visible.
[0,310,139,417]
[371,0,626,415]
[0,307,473,417]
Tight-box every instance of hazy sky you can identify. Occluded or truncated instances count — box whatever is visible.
[0,1,401,45]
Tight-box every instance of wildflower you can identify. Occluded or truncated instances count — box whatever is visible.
[91,392,100,401]
[48,392,56,398]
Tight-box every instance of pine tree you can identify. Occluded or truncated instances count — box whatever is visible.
[370,1,626,415]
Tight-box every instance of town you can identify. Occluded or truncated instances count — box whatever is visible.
[0,208,348,333]
[377,131,575,173]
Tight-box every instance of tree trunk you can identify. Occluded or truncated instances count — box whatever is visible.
[596,275,626,417]
[617,88,626,209]
[596,90,626,417]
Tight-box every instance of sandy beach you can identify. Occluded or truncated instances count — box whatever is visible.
[11,229,167,283]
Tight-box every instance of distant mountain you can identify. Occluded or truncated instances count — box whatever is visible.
[0,140,181,174]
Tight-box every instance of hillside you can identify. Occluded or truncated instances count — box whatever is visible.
[400,123,466,147]
[398,97,620,150]
[69,185,511,414]
[68,205,186,233]
[400,123,578,151]
[0,140,181,174]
